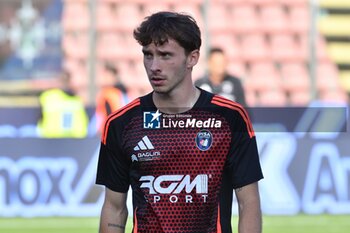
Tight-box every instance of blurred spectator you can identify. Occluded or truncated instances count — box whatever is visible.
[37,70,89,138]
[195,47,247,106]
[96,62,130,133]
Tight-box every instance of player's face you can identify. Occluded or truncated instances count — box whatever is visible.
[142,39,197,94]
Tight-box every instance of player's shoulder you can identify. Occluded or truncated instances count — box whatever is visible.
[103,92,153,124]
[198,88,243,114]
[101,94,148,144]
[106,97,141,122]
[209,92,250,121]
[209,92,245,112]
[210,93,254,137]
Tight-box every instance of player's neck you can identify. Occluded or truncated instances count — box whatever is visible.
[152,86,200,114]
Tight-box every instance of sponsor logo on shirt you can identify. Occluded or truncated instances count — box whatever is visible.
[139,174,209,203]
[143,110,161,129]
[163,117,221,128]
[131,136,160,162]
[143,110,222,129]
[134,135,154,151]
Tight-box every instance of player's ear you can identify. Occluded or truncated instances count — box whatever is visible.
[186,49,200,69]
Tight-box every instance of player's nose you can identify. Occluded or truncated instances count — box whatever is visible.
[150,58,161,73]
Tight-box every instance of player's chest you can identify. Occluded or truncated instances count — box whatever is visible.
[123,126,232,166]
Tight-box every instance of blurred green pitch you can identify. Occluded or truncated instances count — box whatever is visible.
[0,215,349,233]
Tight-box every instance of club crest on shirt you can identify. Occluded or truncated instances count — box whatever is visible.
[195,130,213,151]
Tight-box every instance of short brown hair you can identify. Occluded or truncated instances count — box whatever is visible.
[133,11,201,55]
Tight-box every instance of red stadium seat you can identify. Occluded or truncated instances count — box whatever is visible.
[259,4,290,34]
[289,91,311,106]
[63,57,80,72]
[97,33,127,60]
[229,4,260,34]
[96,3,119,32]
[173,3,204,28]
[207,5,230,33]
[114,2,143,32]
[227,61,247,78]
[280,62,310,93]
[210,34,241,61]
[246,61,281,92]
[69,63,89,102]
[288,5,310,34]
[95,62,111,88]
[319,89,349,103]
[249,61,279,79]
[126,37,143,60]
[259,88,288,106]
[210,0,246,5]
[270,34,304,62]
[316,61,340,91]
[62,2,89,31]
[121,62,151,96]
[245,89,259,107]
[62,33,89,59]
[240,34,270,62]
[142,2,172,16]
[249,0,277,6]
[277,0,309,6]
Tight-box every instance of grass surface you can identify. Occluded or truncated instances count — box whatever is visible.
[0,215,349,233]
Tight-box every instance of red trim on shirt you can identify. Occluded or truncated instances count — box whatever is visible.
[211,95,255,138]
[102,98,140,144]
[217,204,222,233]
[133,207,138,233]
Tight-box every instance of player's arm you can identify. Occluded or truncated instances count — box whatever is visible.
[99,187,128,233]
[235,182,262,233]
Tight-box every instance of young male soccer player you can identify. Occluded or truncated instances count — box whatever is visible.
[96,11,263,233]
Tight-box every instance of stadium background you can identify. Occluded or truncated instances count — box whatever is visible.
[0,0,350,232]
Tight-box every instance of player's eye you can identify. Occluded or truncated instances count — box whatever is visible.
[143,51,153,59]
[160,52,172,59]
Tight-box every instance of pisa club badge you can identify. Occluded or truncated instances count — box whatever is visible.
[195,130,213,151]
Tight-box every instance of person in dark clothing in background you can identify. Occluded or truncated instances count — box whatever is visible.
[195,47,247,107]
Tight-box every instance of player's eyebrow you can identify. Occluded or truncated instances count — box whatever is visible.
[158,50,173,56]
[142,48,173,56]
[142,48,151,54]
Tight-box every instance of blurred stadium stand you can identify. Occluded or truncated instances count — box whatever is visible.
[318,0,350,99]
[0,0,349,107]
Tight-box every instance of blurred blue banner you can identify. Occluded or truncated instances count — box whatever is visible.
[0,138,103,217]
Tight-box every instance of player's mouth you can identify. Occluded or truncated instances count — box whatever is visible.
[151,76,166,86]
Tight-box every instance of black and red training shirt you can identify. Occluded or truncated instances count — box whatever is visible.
[96,88,263,233]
